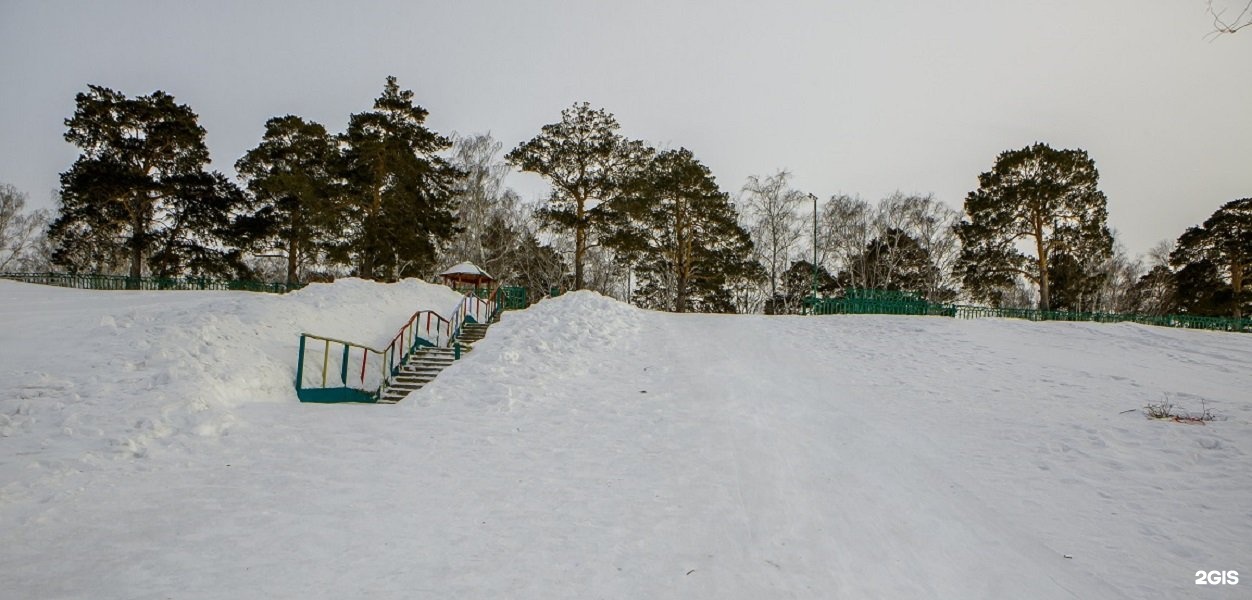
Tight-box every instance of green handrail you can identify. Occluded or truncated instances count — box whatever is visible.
[295,289,498,403]
[295,308,455,403]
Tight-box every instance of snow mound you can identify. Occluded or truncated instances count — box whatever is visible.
[420,290,647,410]
[0,278,462,469]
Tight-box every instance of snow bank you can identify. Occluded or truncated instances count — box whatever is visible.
[0,277,462,466]
[420,290,646,410]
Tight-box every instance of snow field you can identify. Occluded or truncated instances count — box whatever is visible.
[2,284,1250,598]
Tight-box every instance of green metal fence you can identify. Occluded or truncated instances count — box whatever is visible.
[499,286,527,310]
[0,272,304,294]
[809,289,1251,333]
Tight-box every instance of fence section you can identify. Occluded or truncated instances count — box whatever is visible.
[0,272,303,294]
[808,289,1250,333]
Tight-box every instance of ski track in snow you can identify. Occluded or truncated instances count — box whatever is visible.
[2,285,1250,599]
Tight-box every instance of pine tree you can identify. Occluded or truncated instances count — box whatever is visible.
[48,85,247,281]
[506,103,648,290]
[954,143,1113,310]
[235,115,340,284]
[611,148,757,313]
[856,229,945,296]
[339,76,462,281]
[1169,198,1252,318]
[1042,252,1097,311]
[774,260,838,314]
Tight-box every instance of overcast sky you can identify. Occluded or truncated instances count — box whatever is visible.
[1,0,1248,256]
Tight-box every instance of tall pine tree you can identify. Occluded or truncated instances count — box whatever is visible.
[49,85,247,280]
[610,148,757,313]
[235,115,340,284]
[954,143,1113,310]
[506,103,648,290]
[339,76,462,281]
[1169,198,1252,318]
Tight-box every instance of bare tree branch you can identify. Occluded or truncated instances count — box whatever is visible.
[1206,0,1252,39]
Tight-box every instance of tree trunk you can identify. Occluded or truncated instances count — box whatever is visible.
[361,159,386,280]
[674,199,689,313]
[1034,214,1050,312]
[1037,258,1051,311]
[286,236,298,285]
[574,195,586,290]
[128,198,144,289]
[1232,256,1244,319]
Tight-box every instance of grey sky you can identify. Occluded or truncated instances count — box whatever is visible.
[1,0,1248,256]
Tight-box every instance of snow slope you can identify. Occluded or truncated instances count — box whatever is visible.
[2,284,1250,599]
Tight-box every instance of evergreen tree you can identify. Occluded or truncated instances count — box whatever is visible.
[339,76,462,280]
[774,260,838,314]
[1171,260,1230,315]
[954,143,1113,310]
[1168,198,1252,318]
[506,103,648,290]
[1045,251,1105,312]
[611,148,756,313]
[48,85,246,280]
[235,115,340,284]
[856,229,947,297]
[874,192,962,302]
[148,171,251,278]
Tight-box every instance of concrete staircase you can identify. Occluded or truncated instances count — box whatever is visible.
[377,321,492,404]
[458,322,489,345]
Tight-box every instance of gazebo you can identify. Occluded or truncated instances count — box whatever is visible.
[439,261,495,296]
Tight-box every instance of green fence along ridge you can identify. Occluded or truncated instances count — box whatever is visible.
[808,288,1250,334]
[1,272,304,294]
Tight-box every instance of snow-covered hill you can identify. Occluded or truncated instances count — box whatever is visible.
[2,282,1249,599]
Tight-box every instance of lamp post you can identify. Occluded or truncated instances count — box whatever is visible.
[809,193,818,314]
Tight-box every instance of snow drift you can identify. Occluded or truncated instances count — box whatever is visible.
[0,278,462,459]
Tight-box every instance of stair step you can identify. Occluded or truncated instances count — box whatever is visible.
[393,369,444,380]
[382,379,427,393]
[393,376,435,384]
[371,329,489,403]
[397,373,440,380]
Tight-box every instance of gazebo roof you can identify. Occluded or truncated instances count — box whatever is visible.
[439,261,494,284]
